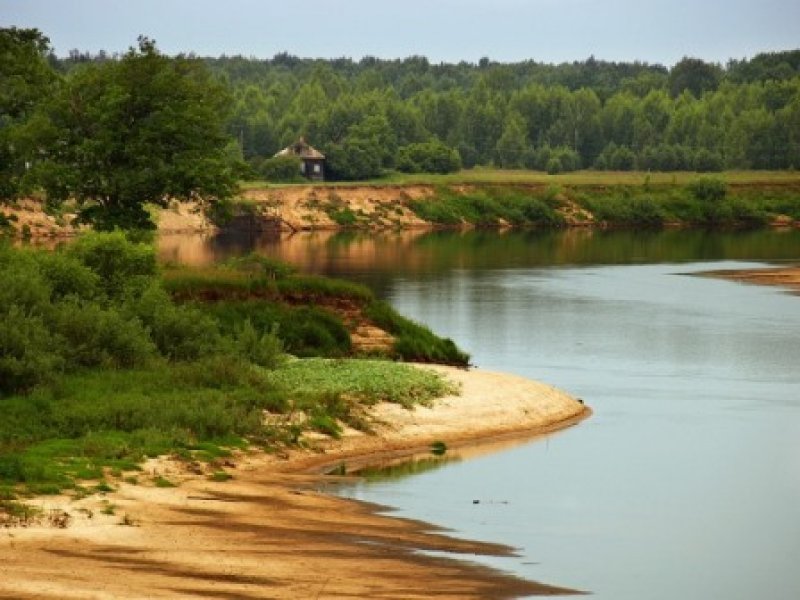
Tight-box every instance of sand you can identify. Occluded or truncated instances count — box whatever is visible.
[1,365,590,599]
[704,265,800,294]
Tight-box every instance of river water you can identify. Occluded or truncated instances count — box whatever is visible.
[160,228,800,599]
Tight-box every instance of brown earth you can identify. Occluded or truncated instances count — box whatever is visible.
[240,184,435,231]
[1,366,590,599]
[704,265,800,293]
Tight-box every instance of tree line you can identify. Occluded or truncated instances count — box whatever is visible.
[208,51,800,176]
[2,27,800,228]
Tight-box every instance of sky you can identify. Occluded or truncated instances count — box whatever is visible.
[2,0,799,66]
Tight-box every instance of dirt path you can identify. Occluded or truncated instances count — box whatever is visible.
[1,366,590,599]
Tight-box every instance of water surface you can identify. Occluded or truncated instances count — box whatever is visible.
[162,228,800,599]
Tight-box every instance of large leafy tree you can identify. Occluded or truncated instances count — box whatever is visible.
[34,37,239,229]
[0,27,57,198]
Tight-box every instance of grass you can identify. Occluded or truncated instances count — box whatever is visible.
[265,358,459,409]
[0,354,459,496]
[242,168,800,189]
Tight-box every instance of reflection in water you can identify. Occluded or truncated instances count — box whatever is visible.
[160,227,800,275]
[159,228,800,600]
[355,455,456,482]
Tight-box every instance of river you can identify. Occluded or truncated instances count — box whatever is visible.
[160,228,800,599]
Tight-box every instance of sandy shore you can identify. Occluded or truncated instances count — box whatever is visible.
[704,265,800,293]
[1,365,590,599]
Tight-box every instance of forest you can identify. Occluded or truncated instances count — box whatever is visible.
[3,27,800,205]
[60,46,800,178]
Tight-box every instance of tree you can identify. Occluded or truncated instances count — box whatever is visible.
[32,37,239,229]
[494,113,528,168]
[668,57,723,98]
[0,28,58,199]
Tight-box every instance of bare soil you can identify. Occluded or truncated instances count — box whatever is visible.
[704,265,800,294]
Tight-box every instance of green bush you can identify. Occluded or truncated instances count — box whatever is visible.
[396,141,462,174]
[256,155,304,183]
[128,285,220,360]
[688,177,727,202]
[205,300,352,358]
[0,306,63,394]
[225,254,297,280]
[51,300,155,368]
[234,319,285,369]
[33,251,101,301]
[66,231,157,300]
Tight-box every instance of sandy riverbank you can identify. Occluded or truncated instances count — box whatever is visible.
[704,265,800,293]
[1,365,589,599]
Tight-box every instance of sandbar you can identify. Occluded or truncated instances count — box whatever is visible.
[1,365,590,599]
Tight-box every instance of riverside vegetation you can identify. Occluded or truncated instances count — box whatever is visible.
[230,173,800,231]
[0,232,466,522]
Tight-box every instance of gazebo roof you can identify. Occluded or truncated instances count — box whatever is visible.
[275,137,325,160]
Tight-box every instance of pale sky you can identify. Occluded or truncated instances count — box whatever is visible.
[2,0,799,66]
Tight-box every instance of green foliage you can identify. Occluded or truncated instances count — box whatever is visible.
[325,137,383,181]
[207,301,352,358]
[21,36,239,229]
[0,28,57,199]
[66,231,157,300]
[688,177,727,202]
[127,285,220,360]
[408,187,565,228]
[234,320,285,369]
[397,140,462,174]
[265,358,459,409]
[51,299,156,368]
[365,301,470,366]
[580,194,668,227]
[256,155,304,183]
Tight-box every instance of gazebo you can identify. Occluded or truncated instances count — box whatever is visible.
[274,137,325,181]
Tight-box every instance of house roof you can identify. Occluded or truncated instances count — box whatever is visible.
[275,137,325,160]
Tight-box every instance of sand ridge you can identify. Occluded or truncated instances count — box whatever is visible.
[1,365,590,599]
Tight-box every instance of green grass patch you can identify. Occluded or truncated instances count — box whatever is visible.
[265,358,459,409]
[153,477,176,488]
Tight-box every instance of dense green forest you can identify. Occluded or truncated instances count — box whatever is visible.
[3,27,800,221]
[56,46,800,177]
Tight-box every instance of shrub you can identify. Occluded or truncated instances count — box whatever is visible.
[51,300,156,368]
[128,285,220,360]
[0,306,63,394]
[396,141,462,174]
[33,251,101,301]
[546,157,562,174]
[256,155,304,183]
[688,177,727,202]
[235,319,285,369]
[66,231,157,300]
[226,254,297,280]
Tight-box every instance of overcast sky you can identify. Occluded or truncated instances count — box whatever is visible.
[3,0,799,66]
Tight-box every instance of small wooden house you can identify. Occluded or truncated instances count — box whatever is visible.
[275,137,325,181]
